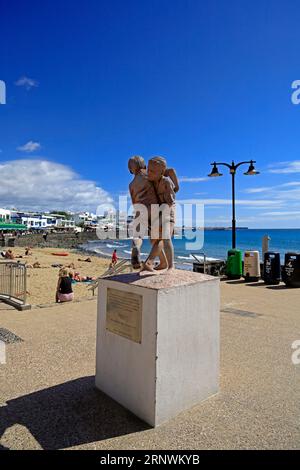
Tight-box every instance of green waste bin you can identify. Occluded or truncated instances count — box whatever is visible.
[226,249,243,279]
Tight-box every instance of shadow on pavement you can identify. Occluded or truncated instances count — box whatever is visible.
[244,282,266,287]
[224,280,245,285]
[0,376,149,450]
[266,284,295,290]
[226,280,294,290]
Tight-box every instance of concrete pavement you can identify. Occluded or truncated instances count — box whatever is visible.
[0,280,299,449]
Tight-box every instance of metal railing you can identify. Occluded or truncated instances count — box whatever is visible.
[0,261,28,305]
[88,258,133,295]
[192,253,207,273]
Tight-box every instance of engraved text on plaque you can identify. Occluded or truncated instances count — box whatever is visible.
[106,288,142,343]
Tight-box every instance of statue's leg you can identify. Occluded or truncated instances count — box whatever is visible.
[131,238,142,269]
[164,222,175,270]
[140,239,164,272]
[151,212,168,270]
[163,239,174,270]
[154,249,168,270]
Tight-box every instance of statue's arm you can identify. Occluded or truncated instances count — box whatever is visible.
[129,182,135,203]
[162,178,176,206]
[165,168,179,193]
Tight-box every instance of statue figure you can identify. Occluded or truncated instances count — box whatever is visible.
[128,155,179,273]
[140,156,179,272]
[128,156,168,270]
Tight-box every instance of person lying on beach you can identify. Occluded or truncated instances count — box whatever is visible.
[25,261,41,268]
[77,257,92,263]
[4,249,27,260]
[70,271,95,282]
[56,268,74,303]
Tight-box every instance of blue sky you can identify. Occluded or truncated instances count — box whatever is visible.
[1,0,300,227]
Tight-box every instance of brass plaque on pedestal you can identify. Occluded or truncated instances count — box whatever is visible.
[106,288,142,343]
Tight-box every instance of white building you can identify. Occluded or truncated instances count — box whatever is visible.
[43,215,59,227]
[22,216,47,229]
[56,218,75,229]
[74,212,97,226]
[43,214,75,229]
[1,210,75,230]
[103,209,116,223]
[0,209,11,222]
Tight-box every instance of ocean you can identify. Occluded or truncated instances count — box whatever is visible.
[80,229,300,268]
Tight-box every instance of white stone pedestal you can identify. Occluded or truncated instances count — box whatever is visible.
[95,269,220,427]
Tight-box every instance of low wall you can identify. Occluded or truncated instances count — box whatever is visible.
[4,232,99,249]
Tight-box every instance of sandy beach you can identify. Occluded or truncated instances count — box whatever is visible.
[5,245,300,310]
[11,246,113,306]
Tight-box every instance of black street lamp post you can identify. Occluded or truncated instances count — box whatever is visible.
[208,160,260,249]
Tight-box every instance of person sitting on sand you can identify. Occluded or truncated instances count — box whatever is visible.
[73,271,81,282]
[25,247,32,256]
[4,249,15,260]
[66,262,76,269]
[56,268,74,303]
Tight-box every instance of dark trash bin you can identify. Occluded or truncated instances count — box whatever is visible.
[282,252,300,288]
[263,252,281,285]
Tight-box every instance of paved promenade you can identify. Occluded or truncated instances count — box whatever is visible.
[0,280,299,449]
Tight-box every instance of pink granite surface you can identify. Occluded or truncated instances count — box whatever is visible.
[104,269,217,290]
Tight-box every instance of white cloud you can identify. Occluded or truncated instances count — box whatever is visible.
[268,161,300,174]
[177,198,281,207]
[281,182,300,187]
[179,177,208,182]
[17,141,41,152]
[15,76,39,90]
[244,181,300,199]
[263,211,300,216]
[244,187,272,194]
[273,188,300,201]
[0,159,112,211]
